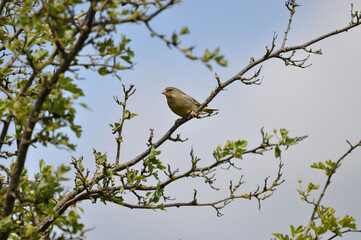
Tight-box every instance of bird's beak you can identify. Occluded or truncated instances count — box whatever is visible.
[161,90,166,95]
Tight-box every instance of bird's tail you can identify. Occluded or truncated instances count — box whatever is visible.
[202,108,219,113]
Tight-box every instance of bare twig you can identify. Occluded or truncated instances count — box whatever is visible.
[328,229,361,240]
[281,0,300,49]
[114,84,136,166]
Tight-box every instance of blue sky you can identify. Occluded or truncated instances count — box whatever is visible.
[26,0,361,239]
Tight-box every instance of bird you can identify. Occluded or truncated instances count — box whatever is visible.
[162,87,218,118]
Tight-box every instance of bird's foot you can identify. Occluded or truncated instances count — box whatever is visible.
[189,110,197,118]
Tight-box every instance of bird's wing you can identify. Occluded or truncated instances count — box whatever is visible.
[192,97,201,107]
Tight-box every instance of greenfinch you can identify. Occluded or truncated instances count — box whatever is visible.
[162,87,218,118]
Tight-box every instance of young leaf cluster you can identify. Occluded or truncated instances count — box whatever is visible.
[213,140,248,161]
[0,160,86,239]
[273,139,361,239]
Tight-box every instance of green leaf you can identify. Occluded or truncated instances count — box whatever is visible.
[339,215,357,229]
[157,204,166,211]
[179,26,190,35]
[234,140,247,159]
[124,110,138,120]
[310,162,326,170]
[306,182,319,193]
[215,55,228,66]
[0,216,13,232]
[290,225,296,237]
[33,49,49,63]
[79,102,91,110]
[111,196,124,205]
[98,67,109,76]
[149,146,161,159]
[121,55,133,64]
[275,144,281,158]
[205,63,212,70]
[311,160,337,176]
[58,164,71,175]
[203,48,211,62]
[39,159,45,171]
[172,32,178,45]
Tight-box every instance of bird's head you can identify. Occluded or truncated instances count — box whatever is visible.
[162,87,182,98]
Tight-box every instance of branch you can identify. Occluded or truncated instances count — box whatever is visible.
[63,159,284,217]
[0,0,9,15]
[143,0,179,21]
[281,0,300,49]
[0,27,24,52]
[114,84,136,166]
[144,21,201,62]
[0,116,12,150]
[303,139,361,236]
[1,50,20,70]
[119,0,160,6]
[93,0,179,25]
[192,3,361,121]
[328,229,361,240]
[1,1,98,238]
[65,128,302,219]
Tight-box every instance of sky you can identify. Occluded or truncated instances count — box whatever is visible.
[25,0,361,239]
